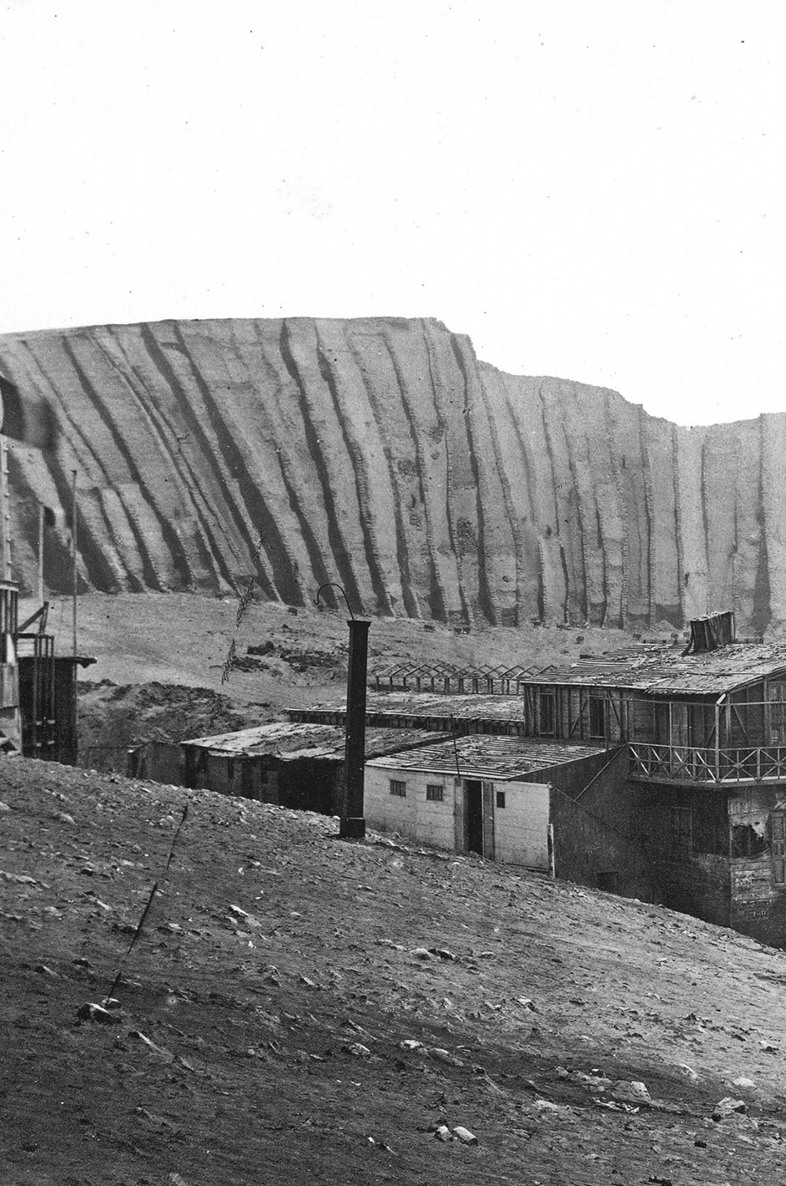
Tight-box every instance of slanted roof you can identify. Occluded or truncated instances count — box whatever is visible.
[182,721,449,761]
[523,643,786,696]
[289,690,528,724]
[367,736,607,781]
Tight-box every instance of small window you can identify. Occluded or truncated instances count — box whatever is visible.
[540,692,555,735]
[589,695,605,739]
[496,791,506,808]
[227,758,235,781]
[426,784,444,802]
[389,779,407,797]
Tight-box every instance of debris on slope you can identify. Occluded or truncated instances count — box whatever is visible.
[3,756,786,1184]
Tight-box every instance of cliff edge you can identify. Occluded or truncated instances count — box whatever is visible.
[0,316,777,632]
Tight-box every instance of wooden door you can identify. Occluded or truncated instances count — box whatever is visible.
[482,781,495,860]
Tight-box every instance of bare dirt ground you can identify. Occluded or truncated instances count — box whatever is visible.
[3,756,786,1185]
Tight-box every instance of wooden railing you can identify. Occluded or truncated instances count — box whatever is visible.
[628,742,786,784]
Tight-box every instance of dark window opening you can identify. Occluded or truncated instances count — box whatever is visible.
[390,779,406,797]
[227,758,235,781]
[589,696,605,739]
[426,784,444,802]
[731,823,768,859]
[540,692,555,736]
[496,791,506,808]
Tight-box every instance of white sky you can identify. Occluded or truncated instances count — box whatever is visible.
[1,0,784,426]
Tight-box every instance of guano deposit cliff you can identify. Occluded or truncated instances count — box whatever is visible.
[0,316,780,633]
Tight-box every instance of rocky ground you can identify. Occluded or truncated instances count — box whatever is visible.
[3,756,786,1185]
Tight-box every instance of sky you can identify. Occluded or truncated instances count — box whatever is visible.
[1,0,784,426]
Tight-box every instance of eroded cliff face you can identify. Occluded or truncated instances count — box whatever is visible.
[0,316,778,632]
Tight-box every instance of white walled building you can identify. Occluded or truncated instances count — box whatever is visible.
[365,735,612,870]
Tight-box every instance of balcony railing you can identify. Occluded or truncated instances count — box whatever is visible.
[628,742,786,784]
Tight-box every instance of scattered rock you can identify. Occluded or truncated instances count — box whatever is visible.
[611,1080,651,1104]
[713,1097,747,1120]
[0,800,10,813]
[77,1002,121,1025]
[452,1126,478,1145]
[434,1125,452,1142]
[430,1048,465,1067]
[344,1042,371,1058]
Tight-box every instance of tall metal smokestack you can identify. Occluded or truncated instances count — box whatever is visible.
[340,618,370,839]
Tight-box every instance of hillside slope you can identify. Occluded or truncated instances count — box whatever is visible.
[0,317,780,631]
[3,757,786,1184]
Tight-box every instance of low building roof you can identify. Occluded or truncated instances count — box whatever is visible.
[367,735,607,780]
[289,691,529,724]
[182,721,449,761]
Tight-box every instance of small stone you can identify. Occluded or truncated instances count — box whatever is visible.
[732,1077,755,1088]
[411,948,432,960]
[34,964,58,978]
[612,1080,651,1103]
[54,811,76,824]
[452,1126,478,1145]
[0,801,10,813]
[344,1042,371,1058]
[434,1125,452,1142]
[430,1048,465,1067]
[77,1002,121,1025]
[713,1097,747,1120]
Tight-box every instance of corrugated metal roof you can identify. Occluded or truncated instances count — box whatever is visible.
[182,722,449,760]
[368,736,607,780]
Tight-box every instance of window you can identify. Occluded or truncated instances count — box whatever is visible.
[589,695,605,739]
[496,791,506,808]
[669,806,692,860]
[389,779,407,797]
[731,823,767,859]
[426,784,444,802]
[540,691,555,735]
[227,758,235,781]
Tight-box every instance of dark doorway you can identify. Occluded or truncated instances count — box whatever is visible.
[465,779,483,854]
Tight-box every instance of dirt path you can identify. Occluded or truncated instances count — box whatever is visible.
[2,757,786,1184]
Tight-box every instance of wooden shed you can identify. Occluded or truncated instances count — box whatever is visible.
[181,722,449,815]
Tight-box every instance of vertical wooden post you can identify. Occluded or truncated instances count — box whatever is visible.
[340,618,370,839]
[0,437,10,581]
[37,502,44,606]
[71,470,78,657]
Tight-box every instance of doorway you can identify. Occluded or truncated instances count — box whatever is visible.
[465,779,483,854]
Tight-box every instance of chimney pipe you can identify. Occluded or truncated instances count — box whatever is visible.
[340,618,370,839]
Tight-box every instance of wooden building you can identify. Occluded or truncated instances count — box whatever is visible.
[180,722,449,815]
[364,735,648,894]
[294,629,786,947]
